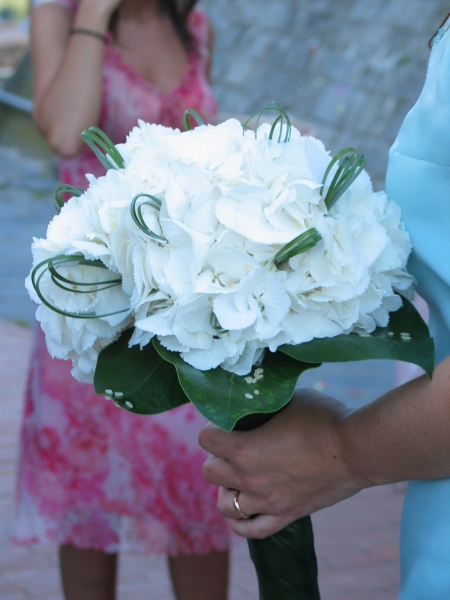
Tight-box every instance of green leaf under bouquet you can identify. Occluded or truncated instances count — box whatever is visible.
[154,340,317,431]
[94,329,188,414]
[94,296,433,431]
[280,295,434,375]
[95,333,318,430]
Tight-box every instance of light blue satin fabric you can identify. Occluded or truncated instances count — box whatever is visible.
[386,22,450,600]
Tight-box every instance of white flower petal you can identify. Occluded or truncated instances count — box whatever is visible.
[213,294,257,330]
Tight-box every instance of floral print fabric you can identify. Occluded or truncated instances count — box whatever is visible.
[15,6,228,556]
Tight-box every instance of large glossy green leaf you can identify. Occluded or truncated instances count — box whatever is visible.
[280,296,434,376]
[153,339,318,432]
[94,329,188,414]
[248,517,320,600]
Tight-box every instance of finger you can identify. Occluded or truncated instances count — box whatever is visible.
[217,486,257,520]
[202,455,242,489]
[198,423,242,459]
[226,514,295,539]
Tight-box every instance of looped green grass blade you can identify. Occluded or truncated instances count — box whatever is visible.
[81,126,125,171]
[54,184,83,212]
[321,147,366,210]
[243,102,292,143]
[48,259,121,294]
[274,228,322,266]
[210,313,228,335]
[130,193,168,243]
[183,109,204,131]
[32,254,128,319]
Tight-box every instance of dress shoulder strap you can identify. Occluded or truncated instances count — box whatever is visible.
[429,12,450,50]
[187,9,210,51]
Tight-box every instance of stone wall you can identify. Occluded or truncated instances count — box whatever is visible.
[200,0,449,189]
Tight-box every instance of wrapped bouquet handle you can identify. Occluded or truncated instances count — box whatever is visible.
[234,412,320,599]
[248,518,319,599]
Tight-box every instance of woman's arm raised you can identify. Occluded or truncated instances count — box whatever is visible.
[199,357,450,539]
[31,0,120,157]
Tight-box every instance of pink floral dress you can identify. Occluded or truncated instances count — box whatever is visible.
[15,2,229,557]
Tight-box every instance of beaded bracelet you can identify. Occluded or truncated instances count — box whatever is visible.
[69,27,107,44]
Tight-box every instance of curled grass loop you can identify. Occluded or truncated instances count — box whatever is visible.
[210,313,228,335]
[243,102,292,143]
[274,228,323,266]
[130,193,168,243]
[81,126,125,171]
[54,184,83,212]
[321,147,366,210]
[32,255,127,319]
[183,109,204,131]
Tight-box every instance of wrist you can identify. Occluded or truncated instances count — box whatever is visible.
[74,0,113,33]
[333,410,375,490]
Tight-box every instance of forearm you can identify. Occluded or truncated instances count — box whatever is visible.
[32,1,112,156]
[339,357,450,486]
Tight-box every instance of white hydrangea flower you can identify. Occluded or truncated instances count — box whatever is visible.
[27,118,414,381]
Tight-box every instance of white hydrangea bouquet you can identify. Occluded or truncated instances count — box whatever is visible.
[27,106,434,600]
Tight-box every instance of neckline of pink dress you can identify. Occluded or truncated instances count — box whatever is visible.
[105,36,200,100]
[58,0,204,100]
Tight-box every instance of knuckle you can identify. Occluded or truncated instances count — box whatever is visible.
[201,460,214,483]
[265,493,281,513]
[249,529,267,540]
[233,439,251,464]
[237,521,268,540]
[240,473,260,495]
[217,503,227,517]
[239,474,253,493]
[256,520,277,539]
[198,427,212,451]
[229,519,250,537]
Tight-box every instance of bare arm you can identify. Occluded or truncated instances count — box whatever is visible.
[199,357,450,539]
[31,0,120,157]
[340,355,450,484]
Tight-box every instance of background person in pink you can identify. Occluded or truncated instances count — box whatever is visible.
[15,1,229,599]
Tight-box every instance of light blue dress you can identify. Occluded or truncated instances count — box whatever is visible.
[386,18,450,600]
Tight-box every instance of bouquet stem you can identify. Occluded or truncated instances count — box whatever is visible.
[235,412,320,599]
[248,517,320,600]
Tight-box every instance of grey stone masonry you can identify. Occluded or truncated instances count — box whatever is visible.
[200,0,449,190]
